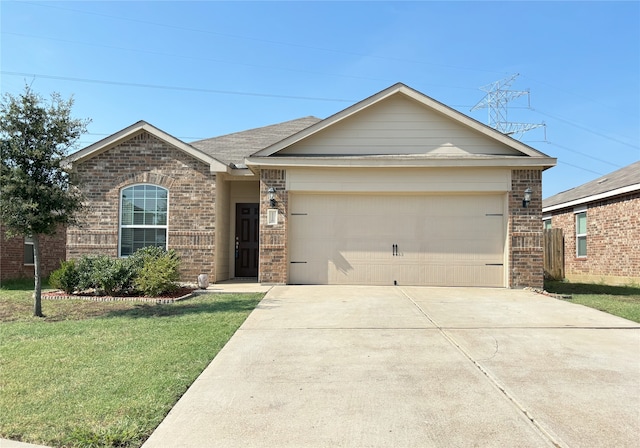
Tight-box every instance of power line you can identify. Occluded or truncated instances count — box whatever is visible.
[465,100,639,153]
[1,31,397,86]
[519,73,636,117]
[4,70,630,178]
[5,69,633,175]
[531,108,639,151]
[14,0,640,123]
[555,160,605,176]
[19,1,506,77]
[545,142,622,169]
[1,71,356,103]
[11,3,639,148]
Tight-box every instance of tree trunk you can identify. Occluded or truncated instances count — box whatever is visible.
[32,234,43,317]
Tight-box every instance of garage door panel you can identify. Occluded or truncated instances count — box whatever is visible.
[329,261,393,285]
[290,261,326,284]
[289,193,505,287]
[429,238,502,256]
[289,239,329,262]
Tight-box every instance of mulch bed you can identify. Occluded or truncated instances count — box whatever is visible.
[42,287,197,304]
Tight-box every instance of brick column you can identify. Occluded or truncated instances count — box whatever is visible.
[259,169,288,284]
[509,169,543,288]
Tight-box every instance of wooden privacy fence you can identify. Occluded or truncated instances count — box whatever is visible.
[543,228,564,280]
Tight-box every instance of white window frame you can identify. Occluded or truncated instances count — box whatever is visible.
[24,236,34,265]
[574,206,587,258]
[542,215,552,230]
[119,184,169,257]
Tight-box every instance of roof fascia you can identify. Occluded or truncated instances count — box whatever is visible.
[543,183,640,213]
[65,121,229,173]
[227,167,256,177]
[245,155,556,169]
[251,83,552,159]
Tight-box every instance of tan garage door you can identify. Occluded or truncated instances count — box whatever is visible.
[288,193,506,287]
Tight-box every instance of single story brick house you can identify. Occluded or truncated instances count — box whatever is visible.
[542,161,640,285]
[64,83,556,288]
[0,224,66,283]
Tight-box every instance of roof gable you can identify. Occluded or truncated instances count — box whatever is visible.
[276,94,523,157]
[65,121,228,172]
[250,83,554,163]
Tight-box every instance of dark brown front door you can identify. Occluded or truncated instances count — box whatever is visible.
[235,203,259,277]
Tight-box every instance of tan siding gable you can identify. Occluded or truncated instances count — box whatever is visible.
[278,95,522,157]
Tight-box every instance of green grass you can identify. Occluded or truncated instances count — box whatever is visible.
[0,280,263,447]
[544,280,640,323]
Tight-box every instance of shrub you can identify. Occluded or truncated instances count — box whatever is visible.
[76,255,98,292]
[49,247,181,297]
[127,246,167,271]
[49,260,80,294]
[91,255,134,296]
[133,250,181,297]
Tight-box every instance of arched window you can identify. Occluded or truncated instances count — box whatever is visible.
[119,184,168,256]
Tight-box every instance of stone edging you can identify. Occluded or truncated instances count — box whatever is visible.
[524,286,572,300]
[42,290,197,305]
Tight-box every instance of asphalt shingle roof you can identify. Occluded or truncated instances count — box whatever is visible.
[190,116,321,167]
[543,160,640,209]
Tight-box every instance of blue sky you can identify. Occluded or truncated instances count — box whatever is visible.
[1,1,638,197]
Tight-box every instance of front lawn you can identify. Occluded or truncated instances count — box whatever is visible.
[544,280,640,323]
[0,280,263,447]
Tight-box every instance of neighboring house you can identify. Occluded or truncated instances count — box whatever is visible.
[542,161,640,285]
[64,83,556,288]
[0,224,66,283]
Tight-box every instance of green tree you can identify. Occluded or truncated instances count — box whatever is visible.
[0,86,89,317]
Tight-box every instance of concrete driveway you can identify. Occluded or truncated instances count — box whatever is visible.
[142,286,640,448]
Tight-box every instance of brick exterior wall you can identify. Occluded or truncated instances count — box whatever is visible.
[258,169,288,284]
[67,131,216,282]
[0,225,66,282]
[509,169,544,289]
[547,192,640,285]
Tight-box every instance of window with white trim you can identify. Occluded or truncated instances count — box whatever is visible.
[120,184,168,257]
[575,211,587,257]
[24,236,34,265]
[543,218,552,230]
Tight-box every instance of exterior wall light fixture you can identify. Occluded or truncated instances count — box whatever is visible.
[268,187,277,207]
[523,188,532,208]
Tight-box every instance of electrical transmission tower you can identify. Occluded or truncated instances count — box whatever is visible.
[471,73,545,139]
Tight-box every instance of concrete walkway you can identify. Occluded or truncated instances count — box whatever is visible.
[0,441,50,448]
[194,279,274,294]
[142,286,640,448]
